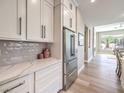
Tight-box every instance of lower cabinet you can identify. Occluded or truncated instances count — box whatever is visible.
[0,74,34,93]
[0,62,62,93]
[35,62,62,93]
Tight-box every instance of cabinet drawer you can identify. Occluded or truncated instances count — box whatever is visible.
[35,63,60,80]
[0,74,34,93]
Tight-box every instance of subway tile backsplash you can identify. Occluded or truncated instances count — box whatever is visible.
[0,40,46,66]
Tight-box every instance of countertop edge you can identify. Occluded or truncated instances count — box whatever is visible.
[0,58,62,86]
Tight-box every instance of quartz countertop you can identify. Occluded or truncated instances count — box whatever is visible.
[0,58,61,85]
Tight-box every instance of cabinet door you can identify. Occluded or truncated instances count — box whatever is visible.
[72,2,76,31]
[64,6,73,30]
[64,0,76,31]
[0,74,34,93]
[64,0,73,12]
[43,1,53,42]
[35,63,61,93]
[0,0,26,40]
[18,0,26,40]
[27,0,42,41]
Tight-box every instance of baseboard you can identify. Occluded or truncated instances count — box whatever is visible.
[78,65,84,75]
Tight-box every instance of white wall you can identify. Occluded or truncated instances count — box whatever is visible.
[76,8,94,71]
[76,8,85,71]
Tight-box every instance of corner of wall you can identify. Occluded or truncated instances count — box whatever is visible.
[78,65,84,75]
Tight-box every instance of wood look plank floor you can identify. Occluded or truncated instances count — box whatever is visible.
[61,54,124,93]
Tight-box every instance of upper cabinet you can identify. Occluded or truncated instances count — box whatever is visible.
[42,0,53,42]
[64,6,73,30]
[27,0,54,42]
[64,0,73,12]
[0,0,26,40]
[27,0,41,41]
[63,0,76,32]
[41,0,53,42]
[0,0,54,42]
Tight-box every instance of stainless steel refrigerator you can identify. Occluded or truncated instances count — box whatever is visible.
[63,27,78,90]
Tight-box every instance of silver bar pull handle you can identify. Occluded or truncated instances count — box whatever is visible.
[41,25,44,38]
[19,17,22,35]
[70,18,72,28]
[4,81,25,93]
[44,26,46,38]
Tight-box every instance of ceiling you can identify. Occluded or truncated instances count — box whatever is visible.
[94,22,124,32]
[78,0,124,26]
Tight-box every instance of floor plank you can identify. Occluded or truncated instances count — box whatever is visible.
[61,54,124,93]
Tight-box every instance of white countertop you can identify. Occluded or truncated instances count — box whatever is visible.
[0,58,61,85]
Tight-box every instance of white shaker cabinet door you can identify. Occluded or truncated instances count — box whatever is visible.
[27,0,42,41]
[72,2,76,32]
[63,6,73,30]
[43,1,53,42]
[0,0,26,40]
[18,0,26,40]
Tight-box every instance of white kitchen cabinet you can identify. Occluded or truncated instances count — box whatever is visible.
[27,0,42,41]
[35,62,62,93]
[64,0,73,12]
[0,0,53,42]
[43,1,53,42]
[0,0,26,40]
[0,74,34,93]
[64,6,73,30]
[63,0,76,32]
[71,2,76,32]
[27,0,53,42]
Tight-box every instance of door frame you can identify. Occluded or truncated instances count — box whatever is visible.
[84,25,88,62]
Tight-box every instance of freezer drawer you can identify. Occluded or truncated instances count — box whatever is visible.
[64,58,77,75]
[64,69,77,90]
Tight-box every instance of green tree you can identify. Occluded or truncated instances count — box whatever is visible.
[102,36,116,48]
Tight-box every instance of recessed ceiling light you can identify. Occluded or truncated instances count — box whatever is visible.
[91,0,96,3]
